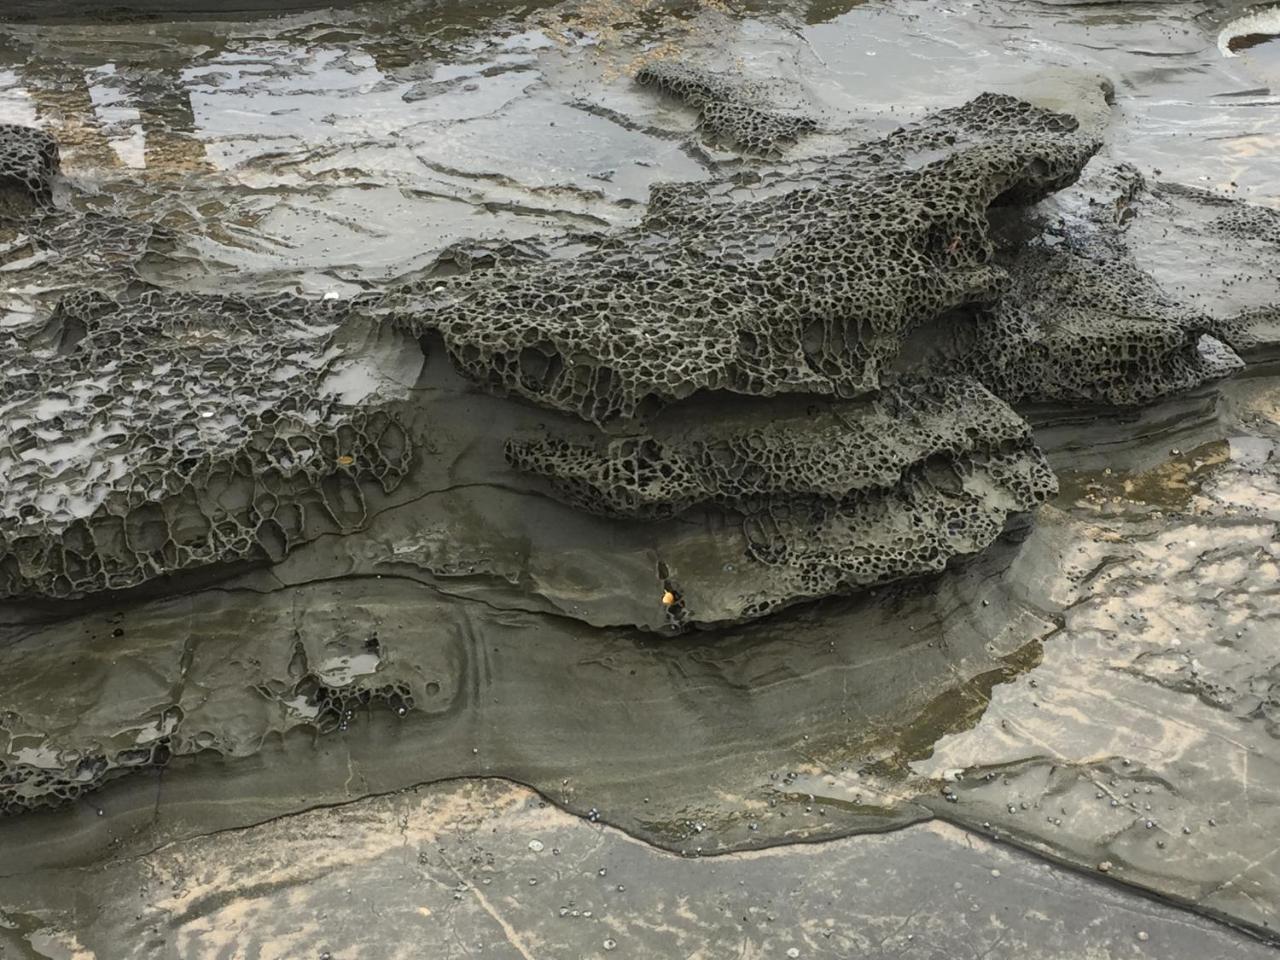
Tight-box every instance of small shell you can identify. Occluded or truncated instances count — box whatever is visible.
[337,454,354,466]
[661,590,676,606]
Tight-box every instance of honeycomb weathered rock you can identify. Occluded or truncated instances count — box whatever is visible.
[0,210,173,297]
[507,376,1056,625]
[0,289,418,600]
[385,93,1101,425]
[507,376,1046,516]
[635,62,820,154]
[0,123,59,216]
[945,245,1243,406]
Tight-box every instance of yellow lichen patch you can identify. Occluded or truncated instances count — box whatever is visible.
[337,454,354,466]
[661,590,676,606]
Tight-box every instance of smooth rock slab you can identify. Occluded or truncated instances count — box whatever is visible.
[908,374,1280,938]
[0,778,1271,959]
[0,522,1059,859]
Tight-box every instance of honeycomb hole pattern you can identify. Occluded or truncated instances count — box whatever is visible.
[383,93,1102,425]
[0,289,414,600]
[634,62,821,155]
[949,245,1244,406]
[506,376,1058,624]
[0,123,59,217]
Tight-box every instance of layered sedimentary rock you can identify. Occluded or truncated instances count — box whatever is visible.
[2,78,1266,619]
[1125,181,1280,359]
[0,601,432,813]
[507,376,1056,626]
[0,289,420,600]
[386,93,1101,424]
[507,377,1046,520]
[0,59,1276,940]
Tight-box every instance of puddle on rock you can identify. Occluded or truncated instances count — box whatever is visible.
[1055,439,1233,514]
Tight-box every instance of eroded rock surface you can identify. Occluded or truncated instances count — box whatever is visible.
[909,378,1280,936]
[1,2,1280,952]
[0,125,167,306]
[385,93,1100,424]
[508,376,1055,625]
[508,377,1048,519]
[0,211,173,301]
[0,123,58,217]
[635,61,820,154]
[1034,163,1280,364]
[0,289,421,600]
[948,246,1243,406]
[0,49,1277,952]
[0,583,446,813]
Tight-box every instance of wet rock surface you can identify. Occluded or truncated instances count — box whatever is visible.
[0,0,1279,956]
[383,91,1098,424]
[1,779,1276,960]
[1,82,1103,617]
[0,289,420,600]
[0,124,58,216]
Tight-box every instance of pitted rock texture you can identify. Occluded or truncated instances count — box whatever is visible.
[635,62,819,154]
[1206,196,1280,247]
[0,123,58,217]
[948,245,1244,406]
[507,376,1046,517]
[0,679,421,815]
[426,237,549,276]
[0,125,171,300]
[0,290,415,600]
[722,449,1045,625]
[0,211,173,296]
[0,726,174,816]
[508,377,1056,625]
[387,94,1099,425]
